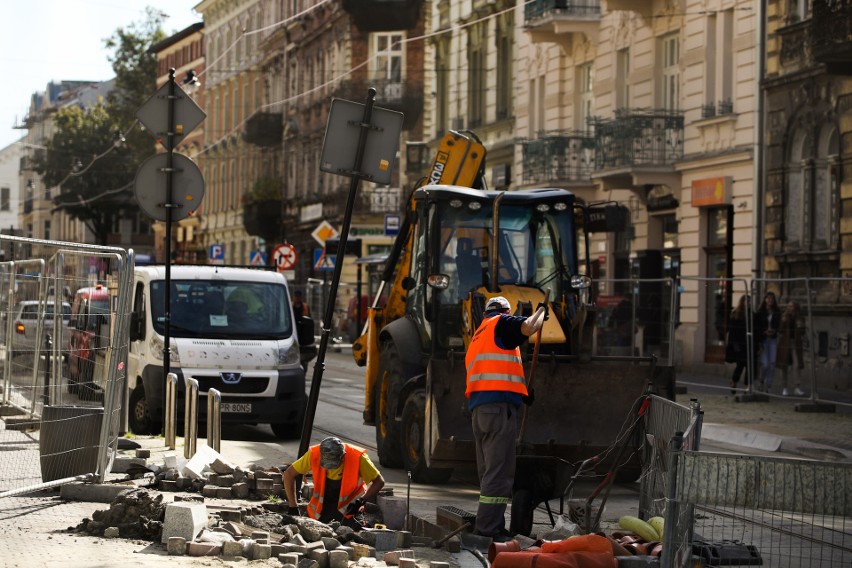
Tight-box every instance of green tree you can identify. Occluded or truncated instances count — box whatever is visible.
[34,8,167,245]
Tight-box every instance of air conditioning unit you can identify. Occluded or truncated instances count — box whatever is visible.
[492,163,510,187]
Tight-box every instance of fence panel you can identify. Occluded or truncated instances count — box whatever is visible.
[665,451,852,568]
[0,236,132,511]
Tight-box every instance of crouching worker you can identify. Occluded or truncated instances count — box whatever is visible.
[284,437,385,528]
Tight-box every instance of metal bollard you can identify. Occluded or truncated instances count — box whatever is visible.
[207,388,222,453]
[164,372,178,450]
[184,377,199,459]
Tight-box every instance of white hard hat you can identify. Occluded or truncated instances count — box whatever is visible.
[485,296,511,313]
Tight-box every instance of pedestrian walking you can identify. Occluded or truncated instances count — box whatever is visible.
[725,294,753,393]
[465,295,546,542]
[292,289,310,318]
[755,291,781,392]
[283,436,385,528]
[776,300,806,397]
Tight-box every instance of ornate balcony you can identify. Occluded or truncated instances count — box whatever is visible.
[523,0,600,48]
[243,112,283,147]
[520,131,595,187]
[334,78,423,130]
[592,108,684,189]
[341,0,424,32]
[606,0,651,13]
[811,0,852,74]
[243,199,283,241]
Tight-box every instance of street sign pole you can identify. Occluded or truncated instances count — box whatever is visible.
[163,68,177,380]
[299,88,378,458]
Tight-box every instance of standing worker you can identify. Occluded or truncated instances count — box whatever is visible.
[465,296,547,542]
[283,437,385,527]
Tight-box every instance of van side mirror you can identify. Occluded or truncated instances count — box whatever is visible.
[129,312,144,342]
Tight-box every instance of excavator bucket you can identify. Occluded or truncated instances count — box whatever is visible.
[424,355,674,473]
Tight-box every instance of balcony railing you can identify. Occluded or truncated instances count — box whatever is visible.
[521,131,595,185]
[525,0,600,20]
[592,109,684,170]
[341,0,423,32]
[244,112,283,147]
[811,0,852,74]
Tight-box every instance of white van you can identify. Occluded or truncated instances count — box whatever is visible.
[127,265,315,438]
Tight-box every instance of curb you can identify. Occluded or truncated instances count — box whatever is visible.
[702,423,852,462]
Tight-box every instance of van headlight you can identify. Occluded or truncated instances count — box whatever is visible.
[151,336,180,364]
[278,346,300,366]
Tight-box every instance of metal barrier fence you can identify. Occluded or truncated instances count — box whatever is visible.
[638,395,703,521]
[0,236,133,504]
[663,450,852,567]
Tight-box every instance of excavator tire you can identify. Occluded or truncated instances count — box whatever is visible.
[374,343,405,467]
[401,390,453,484]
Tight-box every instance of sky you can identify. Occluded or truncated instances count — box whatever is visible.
[0,0,203,150]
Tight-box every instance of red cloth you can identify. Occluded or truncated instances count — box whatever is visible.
[491,535,616,568]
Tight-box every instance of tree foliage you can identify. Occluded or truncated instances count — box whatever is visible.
[33,8,166,245]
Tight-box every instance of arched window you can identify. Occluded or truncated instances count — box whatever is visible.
[813,124,839,249]
[784,128,808,247]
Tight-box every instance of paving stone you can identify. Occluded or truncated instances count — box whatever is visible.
[135,448,151,458]
[186,542,222,556]
[283,543,308,555]
[103,526,120,538]
[298,558,319,568]
[222,521,242,537]
[445,536,460,553]
[384,550,415,565]
[252,531,271,541]
[207,474,219,486]
[159,480,177,492]
[351,543,372,560]
[202,485,218,498]
[211,458,235,474]
[338,545,355,560]
[279,552,302,565]
[270,472,284,484]
[429,563,450,568]
[305,540,326,551]
[373,530,397,551]
[395,531,412,548]
[256,477,275,490]
[271,544,288,556]
[357,558,377,566]
[219,509,242,522]
[321,537,341,550]
[167,536,186,555]
[309,548,330,568]
[252,543,273,560]
[222,540,244,557]
[217,474,235,487]
[161,502,208,544]
[231,482,250,499]
[398,558,416,568]
[292,533,308,546]
[328,549,349,568]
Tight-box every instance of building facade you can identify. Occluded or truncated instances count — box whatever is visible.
[0,139,22,261]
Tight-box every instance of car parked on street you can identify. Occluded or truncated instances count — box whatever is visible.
[3,300,71,361]
[67,285,111,398]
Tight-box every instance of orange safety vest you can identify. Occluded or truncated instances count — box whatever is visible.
[306,443,367,520]
[465,315,528,398]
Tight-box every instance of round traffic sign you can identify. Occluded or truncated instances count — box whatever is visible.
[273,243,297,271]
[134,153,204,222]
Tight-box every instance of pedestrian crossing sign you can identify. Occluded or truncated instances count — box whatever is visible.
[313,248,336,271]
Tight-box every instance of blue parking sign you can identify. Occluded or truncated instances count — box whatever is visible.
[209,243,225,264]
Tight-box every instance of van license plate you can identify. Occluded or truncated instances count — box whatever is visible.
[220,403,251,413]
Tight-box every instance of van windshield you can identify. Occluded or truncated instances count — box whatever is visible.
[150,280,292,339]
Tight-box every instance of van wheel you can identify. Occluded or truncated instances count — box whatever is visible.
[401,390,453,484]
[129,385,158,435]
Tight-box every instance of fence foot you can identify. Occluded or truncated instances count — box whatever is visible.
[794,402,836,413]
[734,393,769,403]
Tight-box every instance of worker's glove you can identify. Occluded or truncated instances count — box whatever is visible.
[536,302,550,321]
[521,388,535,406]
[345,498,365,516]
[287,506,301,516]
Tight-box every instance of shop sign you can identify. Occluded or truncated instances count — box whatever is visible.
[587,205,629,233]
[300,203,323,222]
[646,185,679,211]
[691,176,731,207]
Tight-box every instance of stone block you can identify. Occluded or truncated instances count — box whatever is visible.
[446,536,460,553]
[398,558,416,568]
[357,558,377,566]
[252,531,271,541]
[110,456,147,474]
[280,552,302,565]
[321,537,341,550]
[161,502,208,544]
[270,472,284,484]
[167,536,186,555]
[309,548,330,568]
[253,543,273,560]
[211,458,235,474]
[103,526,120,538]
[135,448,151,458]
[222,540,244,557]
[271,544,288,556]
[305,540,326,551]
[298,558,320,568]
[351,543,372,560]
[329,549,349,568]
[396,531,412,549]
[337,546,354,560]
[202,485,218,498]
[159,480,177,492]
[182,444,222,480]
[217,474,235,487]
[256,477,275,490]
[373,530,397,552]
[223,521,242,537]
[429,563,450,568]
[292,533,308,546]
[216,487,232,499]
[187,542,221,556]
[231,482,250,499]
[219,509,242,522]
